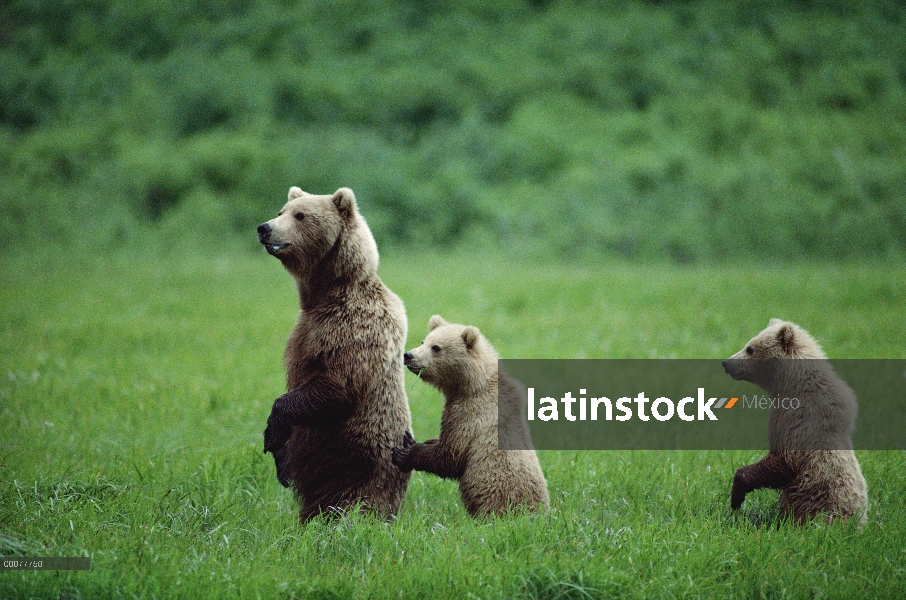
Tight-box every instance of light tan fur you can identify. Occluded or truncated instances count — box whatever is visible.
[723,319,867,524]
[393,316,549,516]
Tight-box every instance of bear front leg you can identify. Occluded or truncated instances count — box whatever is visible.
[263,371,353,454]
[392,438,465,480]
[731,451,794,510]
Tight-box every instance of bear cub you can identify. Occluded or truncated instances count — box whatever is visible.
[392,316,549,516]
[723,318,867,524]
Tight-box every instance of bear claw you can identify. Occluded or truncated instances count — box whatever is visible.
[391,446,412,472]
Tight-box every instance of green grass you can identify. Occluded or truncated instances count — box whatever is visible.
[1,250,905,598]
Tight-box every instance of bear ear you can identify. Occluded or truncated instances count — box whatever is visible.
[288,186,306,201]
[462,326,479,349]
[768,318,783,327]
[332,188,357,219]
[428,315,448,331]
[777,324,796,353]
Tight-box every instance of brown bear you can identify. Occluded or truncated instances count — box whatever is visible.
[257,186,412,522]
[722,318,867,524]
[391,315,549,516]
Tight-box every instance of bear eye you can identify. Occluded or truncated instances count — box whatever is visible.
[431,345,441,353]
[745,346,754,355]
[294,213,305,221]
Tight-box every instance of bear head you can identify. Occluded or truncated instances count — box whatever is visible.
[257,187,378,286]
[722,318,826,387]
[403,315,497,398]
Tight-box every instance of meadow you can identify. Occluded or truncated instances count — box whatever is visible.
[2,1,905,596]
[1,248,904,598]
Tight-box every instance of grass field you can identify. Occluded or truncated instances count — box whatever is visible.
[1,249,904,598]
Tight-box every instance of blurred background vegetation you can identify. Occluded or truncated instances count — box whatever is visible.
[1,0,904,262]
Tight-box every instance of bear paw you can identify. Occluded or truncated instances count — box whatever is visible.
[391,432,416,471]
[272,446,291,488]
[730,471,748,510]
[391,446,412,471]
[263,408,292,454]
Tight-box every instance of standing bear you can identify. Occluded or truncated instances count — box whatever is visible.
[392,316,549,516]
[722,319,867,524]
[257,186,412,522]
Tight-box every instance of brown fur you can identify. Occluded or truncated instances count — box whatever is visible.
[723,319,867,524]
[258,187,411,522]
[392,316,549,517]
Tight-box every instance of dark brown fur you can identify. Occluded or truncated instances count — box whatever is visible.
[259,187,411,522]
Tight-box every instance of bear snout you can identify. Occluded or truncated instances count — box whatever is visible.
[722,359,746,380]
[720,358,739,377]
[257,222,289,255]
[403,353,424,375]
[403,352,422,371]
[257,222,272,242]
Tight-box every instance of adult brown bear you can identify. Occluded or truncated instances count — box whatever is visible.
[258,186,412,522]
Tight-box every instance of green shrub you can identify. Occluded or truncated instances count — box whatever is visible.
[1,0,904,261]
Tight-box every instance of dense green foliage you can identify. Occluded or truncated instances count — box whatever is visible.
[1,252,905,598]
[2,0,905,261]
